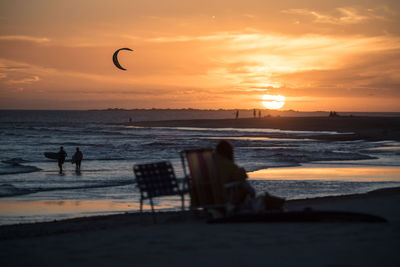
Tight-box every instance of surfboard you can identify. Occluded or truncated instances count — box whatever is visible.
[44,152,60,160]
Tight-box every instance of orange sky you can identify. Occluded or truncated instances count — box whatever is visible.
[1,0,399,111]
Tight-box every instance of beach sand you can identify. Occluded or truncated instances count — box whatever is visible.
[1,187,399,267]
[126,116,400,141]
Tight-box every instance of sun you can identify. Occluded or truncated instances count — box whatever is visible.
[262,94,285,109]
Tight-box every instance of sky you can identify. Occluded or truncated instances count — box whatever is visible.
[0,0,399,111]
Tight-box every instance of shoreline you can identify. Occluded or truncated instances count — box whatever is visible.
[124,116,400,141]
[1,186,399,238]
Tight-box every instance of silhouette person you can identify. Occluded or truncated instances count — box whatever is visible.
[215,140,285,211]
[235,110,239,119]
[73,147,83,172]
[57,146,67,174]
[215,140,255,205]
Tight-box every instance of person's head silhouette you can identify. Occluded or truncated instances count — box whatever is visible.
[216,140,234,161]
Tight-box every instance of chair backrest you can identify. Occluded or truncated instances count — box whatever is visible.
[183,149,226,207]
[133,161,180,199]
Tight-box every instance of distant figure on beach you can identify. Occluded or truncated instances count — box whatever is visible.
[215,140,285,211]
[57,146,67,174]
[129,117,132,122]
[258,110,261,118]
[235,110,239,119]
[329,111,340,117]
[253,109,256,118]
[72,147,83,172]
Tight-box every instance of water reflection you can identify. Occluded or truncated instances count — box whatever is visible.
[249,165,400,182]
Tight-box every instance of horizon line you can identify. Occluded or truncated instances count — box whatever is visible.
[1,108,400,113]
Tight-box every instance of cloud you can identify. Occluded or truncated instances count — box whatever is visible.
[0,65,28,70]
[123,29,400,100]
[0,35,50,43]
[275,49,400,98]
[6,75,40,84]
[146,34,232,43]
[282,7,387,25]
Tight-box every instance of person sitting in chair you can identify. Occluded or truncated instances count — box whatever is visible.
[215,140,285,211]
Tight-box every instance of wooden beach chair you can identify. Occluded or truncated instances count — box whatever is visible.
[133,161,186,214]
[180,149,243,215]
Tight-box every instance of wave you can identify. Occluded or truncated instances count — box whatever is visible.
[239,148,376,172]
[40,168,118,173]
[0,184,32,197]
[154,126,351,136]
[0,180,136,198]
[96,157,126,161]
[0,159,41,175]
[2,158,29,164]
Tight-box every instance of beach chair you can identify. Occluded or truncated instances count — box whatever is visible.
[133,161,186,214]
[180,149,243,215]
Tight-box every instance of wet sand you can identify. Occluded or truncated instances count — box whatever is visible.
[1,187,399,267]
[126,116,400,141]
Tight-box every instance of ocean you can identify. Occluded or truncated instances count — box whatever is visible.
[0,110,399,225]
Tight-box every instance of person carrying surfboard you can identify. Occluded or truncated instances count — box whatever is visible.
[58,146,67,174]
[72,147,83,172]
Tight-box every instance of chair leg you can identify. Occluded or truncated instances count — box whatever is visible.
[150,198,155,213]
[181,194,185,211]
[149,198,157,223]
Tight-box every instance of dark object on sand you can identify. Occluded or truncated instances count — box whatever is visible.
[44,152,61,160]
[133,161,186,213]
[209,210,387,223]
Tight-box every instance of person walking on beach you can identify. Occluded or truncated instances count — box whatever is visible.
[215,140,285,211]
[57,146,67,174]
[72,147,83,172]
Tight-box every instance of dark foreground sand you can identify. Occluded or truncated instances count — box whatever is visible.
[126,116,400,141]
[1,187,400,267]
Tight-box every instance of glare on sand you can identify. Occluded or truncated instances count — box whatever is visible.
[262,94,285,109]
[0,199,181,221]
[0,200,138,216]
